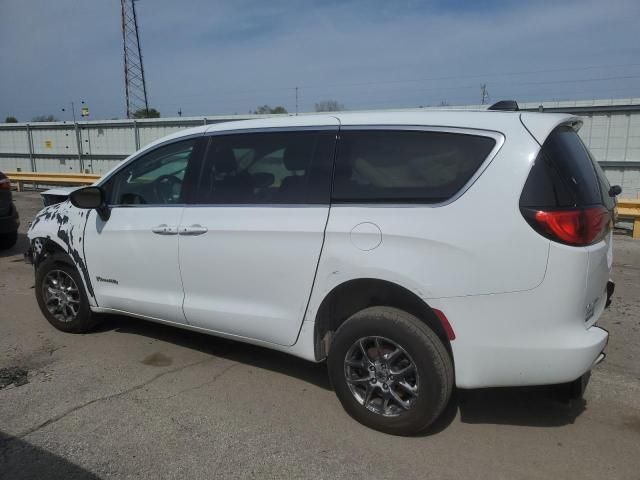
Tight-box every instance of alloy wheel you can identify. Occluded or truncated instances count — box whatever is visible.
[344,336,419,417]
[42,269,81,323]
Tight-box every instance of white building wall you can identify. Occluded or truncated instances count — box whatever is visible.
[0,127,30,154]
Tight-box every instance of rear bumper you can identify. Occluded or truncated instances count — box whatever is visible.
[449,321,609,389]
[431,236,614,389]
[0,203,19,234]
[430,283,610,389]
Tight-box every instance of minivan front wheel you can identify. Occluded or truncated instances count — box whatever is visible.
[328,306,453,435]
[35,254,99,333]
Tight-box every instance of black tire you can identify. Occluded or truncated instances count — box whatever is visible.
[327,306,453,436]
[0,231,18,250]
[35,253,100,333]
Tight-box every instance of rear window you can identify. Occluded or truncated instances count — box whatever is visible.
[332,130,496,203]
[588,149,615,210]
[520,126,608,208]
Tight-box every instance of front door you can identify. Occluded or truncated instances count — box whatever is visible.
[179,127,338,345]
[84,137,204,323]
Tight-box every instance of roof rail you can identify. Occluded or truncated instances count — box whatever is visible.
[488,100,519,111]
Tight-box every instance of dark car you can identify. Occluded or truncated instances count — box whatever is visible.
[0,171,19,249]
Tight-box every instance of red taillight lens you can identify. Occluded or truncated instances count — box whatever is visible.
[0,178,11,190]
[524,206,610,246]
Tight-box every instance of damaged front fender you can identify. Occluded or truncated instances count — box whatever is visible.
[27,201,96,305]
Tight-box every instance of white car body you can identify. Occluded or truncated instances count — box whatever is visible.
[27,110,611,389]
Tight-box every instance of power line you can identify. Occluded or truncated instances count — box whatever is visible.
[126,62,640,103]
[149,73,640,110]
[11,63,640,119]
[293,63,640,91]
[311,74,640,104]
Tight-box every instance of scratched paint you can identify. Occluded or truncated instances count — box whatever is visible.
[28,201,95,300]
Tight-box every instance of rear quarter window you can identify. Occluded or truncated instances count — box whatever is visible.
[332,130,496,203]
[520,126,608,209]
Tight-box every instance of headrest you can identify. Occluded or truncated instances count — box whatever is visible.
[283,142,310,171]
[213,149,237,174]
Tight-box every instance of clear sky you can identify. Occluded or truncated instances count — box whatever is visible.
[1,0,639,121]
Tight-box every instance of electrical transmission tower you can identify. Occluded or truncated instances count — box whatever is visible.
[480,84,490,105]
[121,0,149,118]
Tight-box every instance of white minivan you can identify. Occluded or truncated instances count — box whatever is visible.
[27,103,616,435]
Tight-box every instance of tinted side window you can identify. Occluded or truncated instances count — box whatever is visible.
[520,127,605,208]
[587,148,615,210]
[332,130,496,203]
[194,130,336,204]
[107,139,199,205]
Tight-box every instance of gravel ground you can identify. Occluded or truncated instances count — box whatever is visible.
[1,191,639,480]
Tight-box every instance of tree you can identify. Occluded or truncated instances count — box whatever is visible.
[132,108,161,118]
[315,100,344,112]
[4,116,18,123]
[254,105,288,114]
[31,114,59,122]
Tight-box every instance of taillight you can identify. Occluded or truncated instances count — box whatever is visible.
[522,206,610,246]
[0,178,11,190]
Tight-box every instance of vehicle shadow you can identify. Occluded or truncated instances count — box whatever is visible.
[0,430,101,479]
[423,386,586,436]
[0,232,28,259]
[97,315,588,435]
[96,315,333,391]
[456,386,586,426]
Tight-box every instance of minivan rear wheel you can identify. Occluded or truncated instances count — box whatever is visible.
[327,306,453,435]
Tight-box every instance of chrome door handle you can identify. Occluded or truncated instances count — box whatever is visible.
[179,224,208,236]
[151,224,178,235]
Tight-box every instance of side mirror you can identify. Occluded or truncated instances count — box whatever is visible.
[609,185,622,197]
[69,186,110,221]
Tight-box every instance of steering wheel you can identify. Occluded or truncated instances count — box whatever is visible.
[152,174,182,203]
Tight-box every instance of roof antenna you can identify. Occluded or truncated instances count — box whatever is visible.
[488,100,519,111]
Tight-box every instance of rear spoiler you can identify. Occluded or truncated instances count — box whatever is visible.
[520,113,581,146]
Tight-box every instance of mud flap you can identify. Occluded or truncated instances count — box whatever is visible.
[605,280,615,308]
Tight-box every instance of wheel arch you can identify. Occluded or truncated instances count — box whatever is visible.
[313,278,454,362]
[31,236,73,269]
[30,235,97,305]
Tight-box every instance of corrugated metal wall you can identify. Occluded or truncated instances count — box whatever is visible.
[2,101,639,197]
[0,116,250,176]
[0,126,31,172]
[518,99,640,199]
[576,112,640,198]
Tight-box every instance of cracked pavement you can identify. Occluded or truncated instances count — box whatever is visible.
[1,192,639,479]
